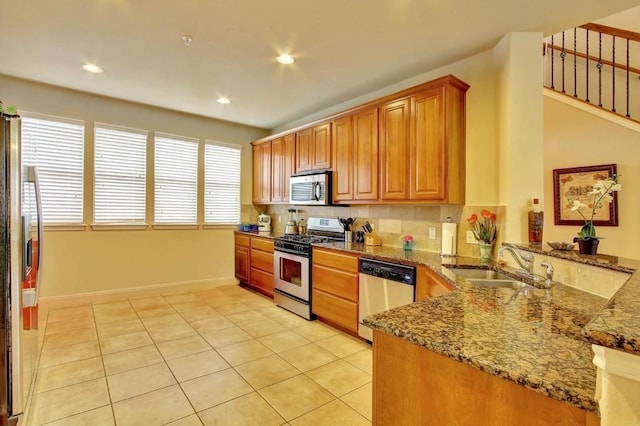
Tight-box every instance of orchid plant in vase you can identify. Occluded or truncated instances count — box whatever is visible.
[568,175,621,254]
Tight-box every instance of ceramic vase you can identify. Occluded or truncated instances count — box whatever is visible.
[573,237,599,255]
[478,243,493,261]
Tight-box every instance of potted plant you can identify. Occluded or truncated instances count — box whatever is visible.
[569,176,621,255]
[467,210,497,260]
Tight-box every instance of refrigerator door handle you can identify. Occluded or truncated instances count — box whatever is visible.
[24,165,43,308]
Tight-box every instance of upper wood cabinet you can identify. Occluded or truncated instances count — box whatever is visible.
[380,99,411,201]
[296,123,331,172]
[252,142,271,204]
[333,108,378,203]
[252,74,469,205]
[271,134,295,203]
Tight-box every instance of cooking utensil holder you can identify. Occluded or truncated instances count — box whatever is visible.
[365,232,382,246]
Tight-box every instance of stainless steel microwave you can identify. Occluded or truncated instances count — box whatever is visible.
[289,171,331,205]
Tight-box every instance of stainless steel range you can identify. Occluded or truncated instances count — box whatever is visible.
[273,217,344,320]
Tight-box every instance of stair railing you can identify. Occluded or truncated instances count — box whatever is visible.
[543,23,640,123]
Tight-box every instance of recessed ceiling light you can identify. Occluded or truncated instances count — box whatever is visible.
[216,97,231,105]
[82,63,103,73]
[276,54,295,65]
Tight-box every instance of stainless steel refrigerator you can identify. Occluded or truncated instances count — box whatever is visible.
[1,113,43,425]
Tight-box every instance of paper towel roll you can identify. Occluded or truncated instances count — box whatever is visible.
[441,222,457,256]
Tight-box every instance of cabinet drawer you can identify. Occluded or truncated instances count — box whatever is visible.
[235,233,251,248]
[250,267,274,297]
[312,264,358,302]
[312,289,358,333]
[251,249,274,274]
[313,248,358,273]
[252,237,274,253]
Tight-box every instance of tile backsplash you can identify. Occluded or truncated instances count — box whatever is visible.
[262,204,507,259]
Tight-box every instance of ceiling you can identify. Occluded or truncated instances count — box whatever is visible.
[2,1,639,130]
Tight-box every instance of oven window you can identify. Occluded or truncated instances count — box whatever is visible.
[280,257,302,287]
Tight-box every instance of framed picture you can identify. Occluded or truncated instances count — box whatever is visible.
[553,164,618,226]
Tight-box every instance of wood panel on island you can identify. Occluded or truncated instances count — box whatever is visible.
[234,233,275,298]
[251,74,469,205]
[311,247,359,334]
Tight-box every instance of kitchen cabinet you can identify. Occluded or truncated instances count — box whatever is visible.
[415,265,455,302]
[332,107,378,203]
[271,133,295,203]
[234,233,274,298]
[373,329,599,425]
[312,247,359,333]
[379,98,411,200]
[234,234,250,283]
[296,122,331,172]
[250,236,274,297]
[252,142,271,204]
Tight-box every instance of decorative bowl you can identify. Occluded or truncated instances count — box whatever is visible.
[547,241,575,251]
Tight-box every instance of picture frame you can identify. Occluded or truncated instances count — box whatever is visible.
[553,164,618,226]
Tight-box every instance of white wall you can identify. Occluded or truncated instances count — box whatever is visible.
[1,74,269,297]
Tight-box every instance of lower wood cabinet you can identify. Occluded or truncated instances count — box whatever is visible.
[415,265,455,301]
[312,247,359,333]
[234,234,250,283]
[234,233,274,298]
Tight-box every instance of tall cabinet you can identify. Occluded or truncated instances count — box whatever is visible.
[271,134,295,203]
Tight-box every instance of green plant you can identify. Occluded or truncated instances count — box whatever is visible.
[0,101,18,115]
[569,176,621,240]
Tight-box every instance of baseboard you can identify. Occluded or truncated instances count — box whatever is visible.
[39,277,239,312]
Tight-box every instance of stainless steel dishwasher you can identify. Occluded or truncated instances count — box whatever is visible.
[358,258,416,341]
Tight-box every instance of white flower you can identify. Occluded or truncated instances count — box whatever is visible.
[570,200,587,211]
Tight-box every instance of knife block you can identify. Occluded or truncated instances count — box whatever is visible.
[365,232,382,246]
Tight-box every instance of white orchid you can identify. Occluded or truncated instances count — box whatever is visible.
[570,175,622,240]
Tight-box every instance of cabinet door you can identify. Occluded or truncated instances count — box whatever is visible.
[234,246,250,283]
[312,123,331,170]
[250,267,274,298]
[271,137,285,202]
[332,115,354,202]
[353,107,379,201]
[271,134,296,202]
[296,128,313,172]
[379,99,410,200]
[415,265,454,302]
[410,88,446,200]
[252,142,272,204]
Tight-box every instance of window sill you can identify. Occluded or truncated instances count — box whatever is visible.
[91,224,149,231]
[203,224,240,230]
[152,224,200,230]
[44,224,87,232]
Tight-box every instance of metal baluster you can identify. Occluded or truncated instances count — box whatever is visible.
[598,33,603,107]
[550,35,555,89]
[573,28,577,97]
[612,35,616,113]
[586,29,590,103]
[626,38,631,118]
[561,31,566,93]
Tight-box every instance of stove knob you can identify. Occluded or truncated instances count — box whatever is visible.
[380,270,390,279]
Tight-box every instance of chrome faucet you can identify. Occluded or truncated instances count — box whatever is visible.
[498,243,534,275]
[540,261,554,288]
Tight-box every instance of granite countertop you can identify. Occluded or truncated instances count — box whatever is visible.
[234,230,282,239]
[314,242,610,413]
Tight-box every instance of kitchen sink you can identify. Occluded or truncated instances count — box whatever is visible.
[444,267,533,290]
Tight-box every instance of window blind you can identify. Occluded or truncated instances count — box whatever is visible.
[154,134,198,224]
[21,115,85,224]
[94,124,147,224]
[204,142,241,225]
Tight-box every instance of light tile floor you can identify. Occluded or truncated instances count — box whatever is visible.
[28,285,372,425]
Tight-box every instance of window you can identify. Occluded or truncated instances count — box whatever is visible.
[94,124,147,224]
[204,142,241,225]
[21,114,84,224]
[154,134,198,224]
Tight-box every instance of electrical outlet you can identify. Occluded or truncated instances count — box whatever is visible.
[278,216,281,223]
[428,228,436,240]
[466,231,478,244]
